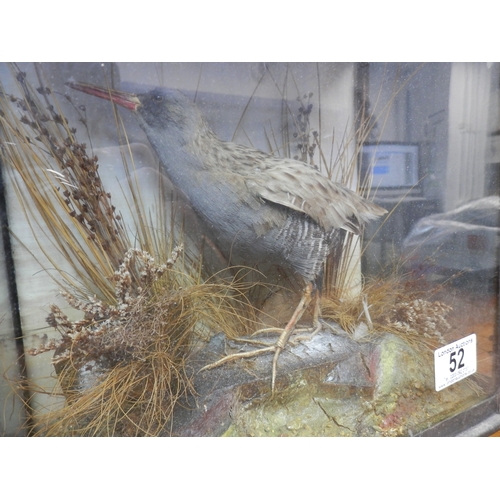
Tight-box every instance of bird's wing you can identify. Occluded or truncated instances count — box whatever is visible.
[245,161,385,234]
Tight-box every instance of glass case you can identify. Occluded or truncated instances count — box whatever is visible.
[1,62,498,436]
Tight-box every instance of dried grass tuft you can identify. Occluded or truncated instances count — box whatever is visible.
[28,248,255,436]
[321,275,452,352]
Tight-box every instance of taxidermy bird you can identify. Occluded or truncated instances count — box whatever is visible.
[68,81,386,391]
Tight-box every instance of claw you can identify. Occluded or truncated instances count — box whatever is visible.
[201,282,317,393]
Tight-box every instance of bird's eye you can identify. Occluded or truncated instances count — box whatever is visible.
[154,95,163,102]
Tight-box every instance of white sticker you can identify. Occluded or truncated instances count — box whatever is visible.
[434,334,477,391]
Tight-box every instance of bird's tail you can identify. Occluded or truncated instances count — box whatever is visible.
[358,198,387,222]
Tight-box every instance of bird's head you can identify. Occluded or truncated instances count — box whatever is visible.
[66,82,203,140]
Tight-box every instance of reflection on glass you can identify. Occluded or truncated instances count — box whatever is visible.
[0,62,498,436]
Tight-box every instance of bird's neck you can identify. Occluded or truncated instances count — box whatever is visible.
[138,116,224,203]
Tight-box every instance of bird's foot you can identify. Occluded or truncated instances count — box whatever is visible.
[202,322,320,370]
[201,282,316,393]
[199,323,317,381]
[287,320,322,345]
[200,344,276,371]
[199,336,287,393]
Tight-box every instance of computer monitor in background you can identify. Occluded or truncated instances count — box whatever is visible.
[360,143,420,196]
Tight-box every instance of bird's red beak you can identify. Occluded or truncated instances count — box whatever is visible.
[66,81,141,111]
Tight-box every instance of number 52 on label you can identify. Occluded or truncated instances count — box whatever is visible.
[434,334,477,391]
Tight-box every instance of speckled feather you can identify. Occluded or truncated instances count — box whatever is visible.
[186,118,385,232]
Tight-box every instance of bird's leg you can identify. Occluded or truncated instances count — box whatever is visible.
[200,282,315,393]
[246,290,321,340]
[270,282,314,390]
[288,290,322,344]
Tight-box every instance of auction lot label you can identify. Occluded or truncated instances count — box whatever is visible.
[434,334,477,391]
